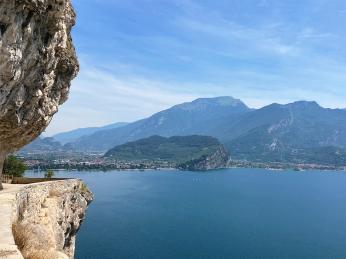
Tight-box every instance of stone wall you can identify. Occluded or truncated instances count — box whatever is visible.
[0,180,92,259]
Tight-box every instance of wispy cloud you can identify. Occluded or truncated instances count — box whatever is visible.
[175,18,300,57]
[45,60,200,135]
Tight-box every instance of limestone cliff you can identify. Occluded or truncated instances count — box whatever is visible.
[0,0,79,188]
[0,1,90,258]
[179,146,230,171]
[8,180,92,259]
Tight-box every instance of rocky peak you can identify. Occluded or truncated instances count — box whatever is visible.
[174,96,249,112]
[285,100,321,110]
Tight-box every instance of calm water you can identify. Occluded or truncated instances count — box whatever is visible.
[26,169,346,259]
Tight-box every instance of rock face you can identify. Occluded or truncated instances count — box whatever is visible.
[0,0,79,188]
[12,180,93,259]
[179,146,230,171]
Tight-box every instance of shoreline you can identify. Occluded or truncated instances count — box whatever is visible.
[25,165,346,173]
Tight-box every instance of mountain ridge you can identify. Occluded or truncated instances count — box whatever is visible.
[70,96,251,151]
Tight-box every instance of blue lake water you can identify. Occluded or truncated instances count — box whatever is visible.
[26,169,346,259]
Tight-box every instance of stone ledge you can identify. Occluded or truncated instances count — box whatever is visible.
[0,244,23,259]
[0,180,92,259]
[0,184,24,259]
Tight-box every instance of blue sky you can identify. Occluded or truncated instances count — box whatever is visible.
[46,0,346,135]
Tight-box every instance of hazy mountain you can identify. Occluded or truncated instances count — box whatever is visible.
[70,97,251,151]
[223,101,346,164]
[19,137,70,154]
[53,122,128,144]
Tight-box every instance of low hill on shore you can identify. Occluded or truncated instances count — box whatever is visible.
[105,135,230,170]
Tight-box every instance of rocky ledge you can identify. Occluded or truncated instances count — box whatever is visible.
[0,180,92,259]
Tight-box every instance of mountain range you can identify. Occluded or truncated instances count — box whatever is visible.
[21,97,346,165]
[223,101,346,164]
[69,96,250,151]
[52,122,128,144]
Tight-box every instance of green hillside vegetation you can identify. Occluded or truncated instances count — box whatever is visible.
[105,135,223,163]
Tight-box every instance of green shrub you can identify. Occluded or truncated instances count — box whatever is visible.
[44,169,54,179]
[3,155,27,177]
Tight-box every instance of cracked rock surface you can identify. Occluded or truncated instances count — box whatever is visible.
[0,0,79,154]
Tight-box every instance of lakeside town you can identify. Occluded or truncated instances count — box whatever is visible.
[20,151,346,172]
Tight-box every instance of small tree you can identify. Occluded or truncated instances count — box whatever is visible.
[44,169,54,179]
[3,155,27,177]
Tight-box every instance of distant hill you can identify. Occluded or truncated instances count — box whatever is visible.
[70,97,251,151]
[19,137,71,154]
[105,135,230,170]
[53,122,128,144]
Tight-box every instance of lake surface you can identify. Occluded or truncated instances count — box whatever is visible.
[26,169,346,259]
